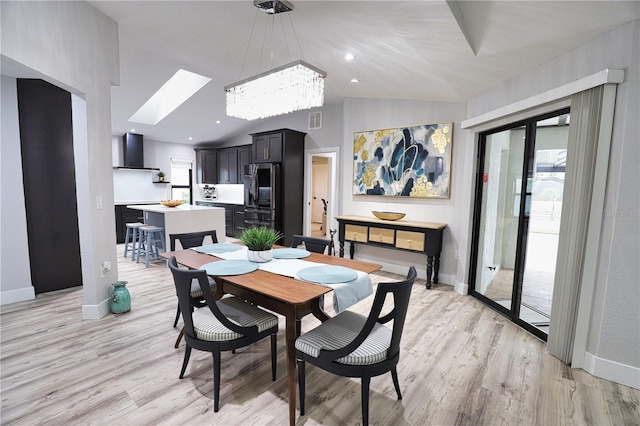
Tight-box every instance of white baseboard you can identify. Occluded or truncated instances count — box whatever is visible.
[583,351,640,390]
[0,286,35,305]
[454,280,468,295]
[82,298,110,320]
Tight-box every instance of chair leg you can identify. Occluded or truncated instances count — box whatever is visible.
[174,327,185,348]
[213,350,221,412]
[270,333,277,381]
[173,304,181,328]
[179,345,192,379]
[361,376,370,426]
[391,367,402,400]
[298,359,306,415]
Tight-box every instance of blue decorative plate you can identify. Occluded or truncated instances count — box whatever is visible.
[272,248,311,259]
[296,265,358,284]
[201,260,258,276]
[194,243,243,254]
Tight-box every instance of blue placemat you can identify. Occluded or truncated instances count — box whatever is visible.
[201,260,258,276]
[272,248,311,259]
[194,243,243,254]
[296,265,358,284]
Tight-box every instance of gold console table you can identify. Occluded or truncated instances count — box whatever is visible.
[335,215,447,288]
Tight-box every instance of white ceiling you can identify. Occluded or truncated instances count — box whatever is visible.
[84,1,639,145]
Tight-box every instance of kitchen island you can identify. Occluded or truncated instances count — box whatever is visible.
[126,204,226,248]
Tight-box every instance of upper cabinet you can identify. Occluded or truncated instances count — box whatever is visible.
[237,145,251,182]
[195,145,251,184]
[251,132,283,163]
[217,147,238,184]
[195,149,217,184]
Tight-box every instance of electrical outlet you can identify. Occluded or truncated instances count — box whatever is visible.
[96,195,103,210]
[101,261,111,278]
[455,249,459,260]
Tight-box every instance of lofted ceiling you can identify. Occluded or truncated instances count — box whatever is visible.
[86,0,639,145]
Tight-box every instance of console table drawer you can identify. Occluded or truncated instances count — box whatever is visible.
[345,224,369,242]
[369,227,394,244]
[396,230,425,251]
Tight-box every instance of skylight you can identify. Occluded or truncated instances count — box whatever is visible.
[128,69,211,125]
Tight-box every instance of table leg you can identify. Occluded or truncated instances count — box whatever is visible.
[349,242,355,259]
[433,254,441,284]
[285,308,297,426]
[426,256,433,289]
[339,240,345,258]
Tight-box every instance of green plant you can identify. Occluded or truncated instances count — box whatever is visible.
[239,226,283,251]
[157,171,165,178]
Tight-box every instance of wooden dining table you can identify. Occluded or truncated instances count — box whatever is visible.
[161,246,382,425]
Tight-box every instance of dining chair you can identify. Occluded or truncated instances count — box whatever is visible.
[291,234,332,255]
[167,256,278,412]
[169,230,218,329]
[295,266,417,426]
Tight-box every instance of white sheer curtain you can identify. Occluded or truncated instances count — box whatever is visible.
[547,86,607,363]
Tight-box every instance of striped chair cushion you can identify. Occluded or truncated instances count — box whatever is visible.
[192,297,278,342]
[295,310,391,365]
[189,277,215,298]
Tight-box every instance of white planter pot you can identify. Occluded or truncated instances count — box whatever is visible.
[247,249,273,263]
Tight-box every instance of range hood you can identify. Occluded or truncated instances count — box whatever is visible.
[122,133,144,168]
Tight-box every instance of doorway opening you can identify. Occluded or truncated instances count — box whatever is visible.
[469,108,570,340]
[304,148,339,244]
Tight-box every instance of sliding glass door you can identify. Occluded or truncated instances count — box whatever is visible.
[470,109,569,340]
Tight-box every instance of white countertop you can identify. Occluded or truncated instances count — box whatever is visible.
[126,204,224,213]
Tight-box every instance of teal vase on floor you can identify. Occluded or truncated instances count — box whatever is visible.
[110,281,131,313]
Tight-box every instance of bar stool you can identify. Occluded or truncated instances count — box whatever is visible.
[123,222,144,261]
[136,225,166,267]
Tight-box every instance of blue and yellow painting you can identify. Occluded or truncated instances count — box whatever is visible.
[352,123,452,198]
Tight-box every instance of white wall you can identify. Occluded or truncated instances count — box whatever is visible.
[0,76,34,303]
[342,98,467,284]
[465,20,640,379]
[0,1,119,318]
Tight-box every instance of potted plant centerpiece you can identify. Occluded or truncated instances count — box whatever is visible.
[157,171,165,182]
[239,226,282,263]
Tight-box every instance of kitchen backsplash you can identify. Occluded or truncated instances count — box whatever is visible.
[113,169,170,203]
[195,184,244,205]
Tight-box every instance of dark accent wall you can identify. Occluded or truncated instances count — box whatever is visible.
[17,79,82,294]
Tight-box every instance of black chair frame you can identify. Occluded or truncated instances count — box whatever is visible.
[169,230,218,328]
[296,266,417,426]
[291,234,332,255]
[168,256,278,412]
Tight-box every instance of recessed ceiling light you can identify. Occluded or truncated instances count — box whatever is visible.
[216,120,221,124]
[188,137,193,140]
[345,53,355,61]
[130,128,136,132]
[350,78,359,83]
[129,69,212,125]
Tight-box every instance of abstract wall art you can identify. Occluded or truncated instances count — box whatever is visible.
[352,123,453,198]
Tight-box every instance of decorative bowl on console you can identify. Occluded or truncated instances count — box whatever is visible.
[372,211,406,221]
[160,200,184,207]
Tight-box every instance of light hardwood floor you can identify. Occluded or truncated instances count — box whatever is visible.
[1,245,639,425]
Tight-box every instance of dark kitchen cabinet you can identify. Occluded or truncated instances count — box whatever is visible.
[233,205,246,237]
[115,205,145,243]
[195,149,217,184]
[217,147,238,184]
[249,129,306,246]
[237,145,251,181]
[252,132,283,163]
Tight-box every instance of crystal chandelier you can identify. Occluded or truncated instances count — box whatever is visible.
[224,1,327,121]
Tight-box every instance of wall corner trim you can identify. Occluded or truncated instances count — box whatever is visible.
[583,351,640,390]
[82,298,111,320]
[461,68,625,129]
[0,287,36,305]
[454,280,468,295]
